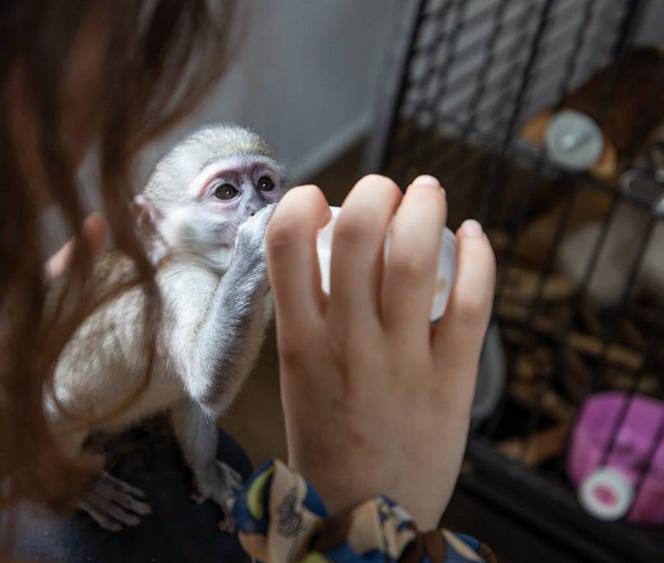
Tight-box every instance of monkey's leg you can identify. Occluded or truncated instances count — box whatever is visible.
[171,401,242,532]
[79,471,153,531]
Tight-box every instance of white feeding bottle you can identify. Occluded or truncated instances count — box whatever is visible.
[316,206,457,321]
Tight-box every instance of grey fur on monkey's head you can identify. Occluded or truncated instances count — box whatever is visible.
[136,123,285,271]
[144,123,282,205]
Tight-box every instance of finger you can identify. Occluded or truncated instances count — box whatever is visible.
[433,220,495,402]
[83,212,106,255]
[95,485,152,517]
[45,212,106,279]
[45,239,76,280]
[111,491,153,516]
[266,185,331,336]
[86,490,142,526]
[329,175,402,330]
[382,175,446,343]
[101,472,147,499]
[79,499,123,532]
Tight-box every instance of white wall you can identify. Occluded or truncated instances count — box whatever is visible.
[138,0,399,185]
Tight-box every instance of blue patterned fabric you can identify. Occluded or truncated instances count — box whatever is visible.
[235,460,495,563]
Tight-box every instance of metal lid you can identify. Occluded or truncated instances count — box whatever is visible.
[545,110,604,171]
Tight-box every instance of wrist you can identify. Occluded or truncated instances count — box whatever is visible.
[290,457,444,530]
[288,456,374,516]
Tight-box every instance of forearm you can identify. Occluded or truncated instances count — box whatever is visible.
[184,267,267,410]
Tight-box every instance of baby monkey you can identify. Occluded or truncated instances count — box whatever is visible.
[47,125,285,531]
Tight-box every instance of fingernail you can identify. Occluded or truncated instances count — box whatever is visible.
[461,219,483,237]
[412,174,440,187]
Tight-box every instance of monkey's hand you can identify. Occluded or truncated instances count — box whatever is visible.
[78,472,153,532]
[230,204,276,288]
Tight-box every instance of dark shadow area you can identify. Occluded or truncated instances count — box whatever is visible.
[2,427,252,563]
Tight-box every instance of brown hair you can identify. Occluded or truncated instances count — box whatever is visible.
[0,0,236,511]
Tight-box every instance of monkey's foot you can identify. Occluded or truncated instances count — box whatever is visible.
[79,472,153,532]
[191,460,243,533]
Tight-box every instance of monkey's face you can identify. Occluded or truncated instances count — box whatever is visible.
[157,154,285,272]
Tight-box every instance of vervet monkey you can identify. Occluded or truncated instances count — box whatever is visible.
[47,125,285,531]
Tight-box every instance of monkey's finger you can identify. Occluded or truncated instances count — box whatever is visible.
[94,475,152,516]
[100,472,147,498]
[83,212,106,254]
[86,491,142,527]
[329,175,402,331]
[109,490,153,516]
[219,507,238,533]
[432,220,495,403]
[266,185,331,330]
[79,499,123,532]
[381,176,446,346]
[45,212,106,279]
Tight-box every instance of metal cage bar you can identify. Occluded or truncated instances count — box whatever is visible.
[364,1,664,560]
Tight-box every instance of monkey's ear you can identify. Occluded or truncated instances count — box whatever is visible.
[131,194,162,234]
[132,194,168,264]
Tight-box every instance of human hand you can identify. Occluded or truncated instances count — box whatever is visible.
[44,212,106,279]
[266,174,495,529]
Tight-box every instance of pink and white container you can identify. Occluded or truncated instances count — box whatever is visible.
[567,391,664,524]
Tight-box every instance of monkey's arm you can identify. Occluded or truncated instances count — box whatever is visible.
[167,205,273,416]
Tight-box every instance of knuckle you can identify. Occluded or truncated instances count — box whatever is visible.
[266,220,300,256]
[389,252,432,284]
[277,337,310,366]
[334,212,379,246]
[451,292,489,325]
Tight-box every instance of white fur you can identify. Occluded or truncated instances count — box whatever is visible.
[47,124,284,529]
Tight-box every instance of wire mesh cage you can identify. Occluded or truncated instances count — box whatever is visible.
[364,1,664,561]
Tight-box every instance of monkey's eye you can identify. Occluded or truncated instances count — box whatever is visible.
[213,183,238,200]
[257,176,274,192]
